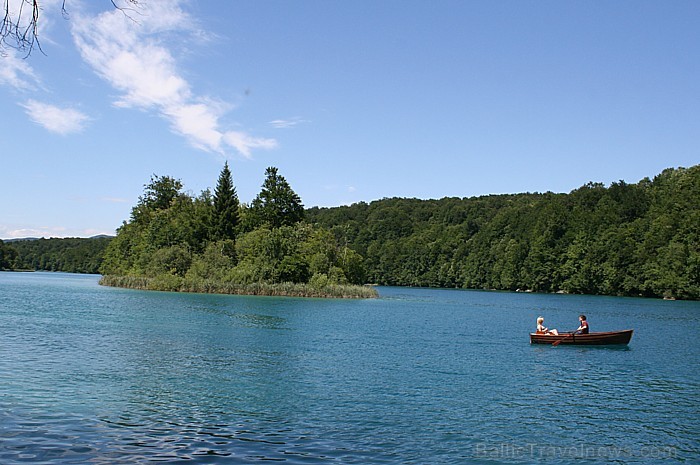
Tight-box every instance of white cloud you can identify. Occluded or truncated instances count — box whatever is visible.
[21,100,90,134]
[0,227,46,239]
[0,224,114,240]
[0,225,63,239]
[163,102,224,151]
[223,131,278,159]
[269,117,310,129]
[70,0,276,157]
[0,52,40,90]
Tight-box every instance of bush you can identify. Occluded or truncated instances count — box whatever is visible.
[309,273,329,289]
[145,245,192,277]
[149,273,184,291]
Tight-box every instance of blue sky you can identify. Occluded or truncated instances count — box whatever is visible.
[1,0,698,239]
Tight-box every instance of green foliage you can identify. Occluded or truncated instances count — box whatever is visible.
[100,166,374,298]
[8,237,111,273]
[131,175,184,224]
[0,239,18,270]
[186,240,237,282]
[213,162,240,241]
[249,167,305,228]
[230,224,362,285]
[149,273,185,292]
[307,165,700,300]
[100,223,140,276]
[144,245,192,277]
[95,164,699,300]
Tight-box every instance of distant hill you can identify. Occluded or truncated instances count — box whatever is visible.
[5,235,114,242]
[89,234,115,240]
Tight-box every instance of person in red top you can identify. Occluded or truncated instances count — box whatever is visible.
[576,314,589,334]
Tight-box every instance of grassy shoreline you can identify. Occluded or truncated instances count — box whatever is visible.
[99,275,378,299]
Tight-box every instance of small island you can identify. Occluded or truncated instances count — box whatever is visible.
[99,164,378,299]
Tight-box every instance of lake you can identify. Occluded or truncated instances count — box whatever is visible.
[0,272,697,464]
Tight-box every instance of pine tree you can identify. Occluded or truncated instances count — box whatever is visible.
[251,166,304,228]
[213,162,240,241]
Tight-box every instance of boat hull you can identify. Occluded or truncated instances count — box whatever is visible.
[530,330,633,345]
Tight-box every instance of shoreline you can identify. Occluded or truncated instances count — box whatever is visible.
[99,275,379,299]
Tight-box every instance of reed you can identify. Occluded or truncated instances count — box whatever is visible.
[99,275,151,289]
[99,275,378,299]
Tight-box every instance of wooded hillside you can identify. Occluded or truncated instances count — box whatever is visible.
[307,166,699,299]
[4,165,697,299]
[6,237,111,274]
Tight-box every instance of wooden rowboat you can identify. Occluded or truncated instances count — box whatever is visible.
[530,330,633,345]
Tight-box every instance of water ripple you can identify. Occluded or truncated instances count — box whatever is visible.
[0,273,698,463]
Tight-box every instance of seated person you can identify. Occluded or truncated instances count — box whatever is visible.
[576,314,589,334]
[536,316,559,335]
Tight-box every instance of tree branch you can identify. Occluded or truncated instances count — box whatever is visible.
[1,0,141,56]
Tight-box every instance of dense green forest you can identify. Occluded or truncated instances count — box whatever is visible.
[7,237,111,273]
[3,165,698,300]
[307,165,700,300]
[0,239,18,270]
[99,165,375,298]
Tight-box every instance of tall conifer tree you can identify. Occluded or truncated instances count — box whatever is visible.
[251,166,304,228]
[213,162,239,241]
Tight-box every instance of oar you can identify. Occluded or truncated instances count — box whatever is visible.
[552,332,575,347]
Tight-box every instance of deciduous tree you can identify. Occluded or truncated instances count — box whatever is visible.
[131,174,183,224]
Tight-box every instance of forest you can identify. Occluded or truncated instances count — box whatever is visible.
[0,239,18,270]
[98,165,376,298]
[307,165,699,300]
[5,237,111,273]
[3,165,698,300]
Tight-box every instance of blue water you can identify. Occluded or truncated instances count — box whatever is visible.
[0,272,698,464]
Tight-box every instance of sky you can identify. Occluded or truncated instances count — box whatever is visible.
[1,0,698,239]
